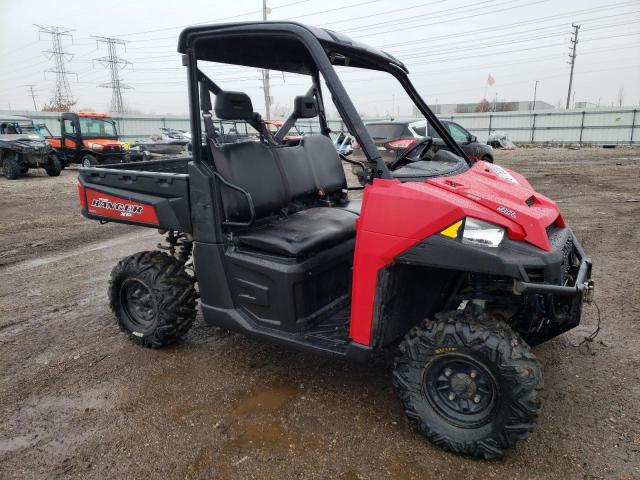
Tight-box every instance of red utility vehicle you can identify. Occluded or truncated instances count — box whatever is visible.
[77,22,593,458]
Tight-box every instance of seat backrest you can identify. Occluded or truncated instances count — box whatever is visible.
[275,134,346,200]
[210,133,346,224]
[214,140,288,221]
[300,135,347,195]
[274,142,318,200]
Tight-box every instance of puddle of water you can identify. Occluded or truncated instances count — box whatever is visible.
[179,386,305,479]
[169,385,300,424]
[231,385,300,417]
[225,420,293,451]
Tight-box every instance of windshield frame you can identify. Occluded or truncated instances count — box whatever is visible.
[389,67,469,162]
[184,23,469,177]
[78,117,118,139]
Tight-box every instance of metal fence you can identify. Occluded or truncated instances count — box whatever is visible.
[1,108,638,145]
[441,108,639,145]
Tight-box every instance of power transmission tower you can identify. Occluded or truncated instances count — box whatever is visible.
[35,24,77,110]
[26,84,38,111]
[93,36,133,114]
[262,0,272,119]
[565,23,580,110]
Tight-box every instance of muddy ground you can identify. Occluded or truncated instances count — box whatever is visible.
[1,146,639,480]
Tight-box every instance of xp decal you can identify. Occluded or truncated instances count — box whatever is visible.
[84,188,158,224]
[497,205,517,219]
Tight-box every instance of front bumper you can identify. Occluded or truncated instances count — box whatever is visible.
[396,226,593,345]
[515,233,593,297]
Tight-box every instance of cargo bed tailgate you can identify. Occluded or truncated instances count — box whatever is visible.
[78,162,191,232]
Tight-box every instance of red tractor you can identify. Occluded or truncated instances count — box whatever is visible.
[77,22,593,458]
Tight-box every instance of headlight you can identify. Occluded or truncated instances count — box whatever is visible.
[89,143,104,151]
[462,218,505,248]
[439,217,505,248]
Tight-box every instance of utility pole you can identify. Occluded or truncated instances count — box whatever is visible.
[532,80,539,111]
[93,36,133,114]
[26,85,38,111]
[565,23,580,110]
[35,24,77,110]
[262,0,272,120]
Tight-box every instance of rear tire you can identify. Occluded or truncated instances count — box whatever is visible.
[392,311,541,459]
[82,155,98,168]
[44,155,62,177]
[109,251,197,348]
[3,156,21,180]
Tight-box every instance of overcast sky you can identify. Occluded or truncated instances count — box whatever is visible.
[0,0,639,117]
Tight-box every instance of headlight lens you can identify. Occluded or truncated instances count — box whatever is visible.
[90,143,104,151]
[462,218,505,248]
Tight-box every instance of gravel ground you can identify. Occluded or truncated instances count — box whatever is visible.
[1,146,639,480]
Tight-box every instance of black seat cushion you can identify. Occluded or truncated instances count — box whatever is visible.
[236,207,358,257]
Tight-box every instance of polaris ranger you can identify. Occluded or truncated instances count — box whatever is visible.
[0,116,61,179]
[46,112,131,167]
[77,22,593,458]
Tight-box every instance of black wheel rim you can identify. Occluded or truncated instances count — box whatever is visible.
[422,353,498,428]
[120,278,156,330]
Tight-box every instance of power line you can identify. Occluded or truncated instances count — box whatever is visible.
[110,0,311,38]
[93,36,133,114]
[566,23,580,109]
[35,24,77,109]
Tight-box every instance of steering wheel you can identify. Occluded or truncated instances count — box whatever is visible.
[389,136,434,170]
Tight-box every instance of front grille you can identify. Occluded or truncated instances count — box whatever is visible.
[525,267,546,283]
[525,195,535,207]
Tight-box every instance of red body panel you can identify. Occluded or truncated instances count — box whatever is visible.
[349,161,561,346]
[84,188,159,225]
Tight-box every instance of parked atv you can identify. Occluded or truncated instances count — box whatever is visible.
[46,112,132,167]
[0,116,61,179]
[77,22,593,459]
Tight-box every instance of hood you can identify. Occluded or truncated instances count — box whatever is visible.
[0,134,49,150]
[427,161,563,251]
[82,138,123,149]
[0,133,44,143]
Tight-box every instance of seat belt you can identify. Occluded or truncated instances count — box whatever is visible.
[199,81,219,143]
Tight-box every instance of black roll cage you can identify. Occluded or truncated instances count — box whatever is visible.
[179,22,468,181]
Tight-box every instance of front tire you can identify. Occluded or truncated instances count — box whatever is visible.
[109,251,197,348]
[44,155,62,177]
[482,155,494,163]
[3,156,21,179]
[393,311,541,459]
[82,154,98,168]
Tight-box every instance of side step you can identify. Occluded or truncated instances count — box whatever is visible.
[296,305,351,351]
[201,302,371,361]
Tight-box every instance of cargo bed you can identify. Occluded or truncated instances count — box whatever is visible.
[77,157,193,232]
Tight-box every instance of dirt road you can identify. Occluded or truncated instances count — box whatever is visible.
[1,148,639,479]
